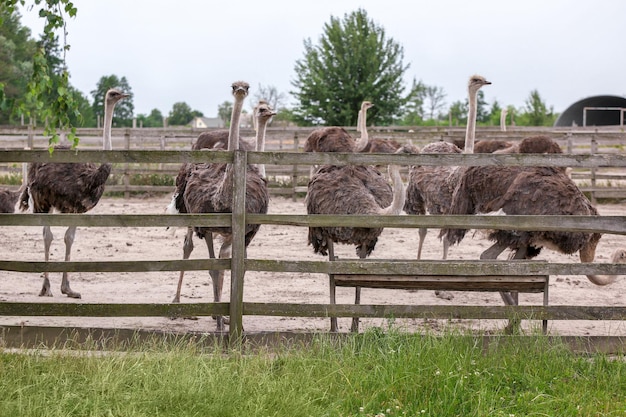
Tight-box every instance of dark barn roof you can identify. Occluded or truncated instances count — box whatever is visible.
[554,95,626,127]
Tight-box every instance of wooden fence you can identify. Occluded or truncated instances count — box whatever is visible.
[1,126,626,202]
[1,148,626,348]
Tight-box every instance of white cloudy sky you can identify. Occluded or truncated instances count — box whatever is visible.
[19,0,626,118]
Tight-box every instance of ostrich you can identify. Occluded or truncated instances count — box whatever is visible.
[168,100,275,260]
[307,144,416,332]
[18,88,129,298]
[404,75,491,262]
[354,100,403,154]
[0,160,27,213]
[0,188,22,213]
[172,81,269,331]
[441,161,624,332]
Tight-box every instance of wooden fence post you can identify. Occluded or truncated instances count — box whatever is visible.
[27,121,34,149]
[292,132,299,202]
[590,131,598,204]
[229,150,247,345]
[124,129,131,199]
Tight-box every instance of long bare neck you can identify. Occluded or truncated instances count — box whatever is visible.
[228,97,245,151]
[354,106,370,152]
[580,243,620,285]
[464,89,478,154]
[379,164,405,215]
[256,118,270,177]
[102,100,116,151]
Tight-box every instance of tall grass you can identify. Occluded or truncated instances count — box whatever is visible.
[1,330,624,416]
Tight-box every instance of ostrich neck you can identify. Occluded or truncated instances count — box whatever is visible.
[228,96,245,151]
[102,101,115,151]
[354,107,369,152]
[379,164,405,215]
[464,89,478,154]
[256,118,270,177]
[579,248,618,285]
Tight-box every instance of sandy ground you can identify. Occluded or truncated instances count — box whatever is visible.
[1,194,625,337]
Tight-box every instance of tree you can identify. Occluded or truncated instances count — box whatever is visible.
[518,89,555,126]
[400,78,427,125]
[168,101,202,126]
[291,8,409,126]
[217,101,232,126]
[252,84,286,112]
[136,108,164,128]
[0,6,37,124]
[424,85,447,121]
[1,0,79,146]
[91,75,134,127]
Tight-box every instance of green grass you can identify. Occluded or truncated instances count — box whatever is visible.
[1,330,625,416]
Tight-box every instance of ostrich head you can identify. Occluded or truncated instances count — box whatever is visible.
[468,74,491,93]
[105,88,129,107]
[361,101,374,112]
[231,81,250,100]
[255,101,277,124]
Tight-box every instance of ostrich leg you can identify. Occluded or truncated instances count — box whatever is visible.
[417,227,427,259]
[172,227,195,303]
[39,226,54,296]
[211,235,233,331]
[60,226,81,298]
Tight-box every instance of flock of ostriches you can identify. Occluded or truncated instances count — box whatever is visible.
[2,77,625,332]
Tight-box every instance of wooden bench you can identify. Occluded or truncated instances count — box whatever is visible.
[329,269,550,334]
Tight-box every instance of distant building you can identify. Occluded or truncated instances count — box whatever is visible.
[190,117,225,129]
[554,95,626,127]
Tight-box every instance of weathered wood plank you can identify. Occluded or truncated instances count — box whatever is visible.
[1,302,625,321]
[2,149,626,168]
[2,259,625,276]
[332,274,548,292]
[2,213,624,236]
[0,302,228,317]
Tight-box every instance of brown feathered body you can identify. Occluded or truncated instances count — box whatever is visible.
[474,140,512,153]
[19,145,111,214]
[179,159,269,245]
[494,135,562,155]
[304,127,356,153]
[193,130,255,151]
[443,165,599,259]
[306,164,393,258]
[0,188,21,213]
[359,138,402,153]
[404,141,462,217]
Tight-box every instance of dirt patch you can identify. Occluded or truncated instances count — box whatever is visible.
[1,195,625,336]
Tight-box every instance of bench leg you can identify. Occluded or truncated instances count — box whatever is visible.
[328,239,338,333]
[350,286,361,333]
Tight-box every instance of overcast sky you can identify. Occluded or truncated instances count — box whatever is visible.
[19,0,626,118]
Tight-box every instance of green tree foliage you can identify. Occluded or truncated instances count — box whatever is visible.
[0,6,37,124]
[167,102,202,126]
[400,79,427,125]
[1,0,79,147]
[517,89,556,126]
[136,108,164,128]
[91,75,134,127]
[291,8,409,126]
[217,101,232,127]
